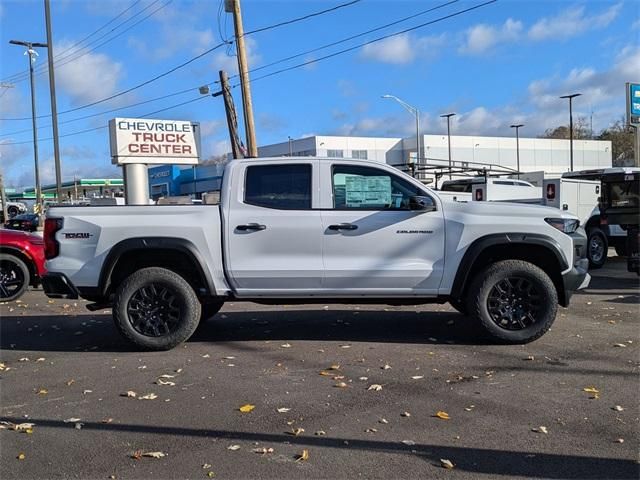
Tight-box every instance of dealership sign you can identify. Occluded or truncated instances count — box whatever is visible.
[626,82,640,126]
[109,118,201,165]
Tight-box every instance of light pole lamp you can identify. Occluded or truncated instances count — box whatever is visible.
[382,94,420,177]
[510,123,524,178]
[440,113,456,179]
[10,39,48,225]
[560,93,581,172]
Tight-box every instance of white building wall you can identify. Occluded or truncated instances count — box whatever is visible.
[256,134,612,177]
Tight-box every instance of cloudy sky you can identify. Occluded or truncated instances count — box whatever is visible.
[0,0,637,189]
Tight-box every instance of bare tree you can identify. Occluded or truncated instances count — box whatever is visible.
[540,116,591,140]
[597,117,635,166]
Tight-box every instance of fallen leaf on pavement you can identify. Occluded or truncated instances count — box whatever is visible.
[1,422,35,431]
[277,407,291,413]
[156,379,176,386]
[17,453,25,460]
[532,426,548,434]
[202,464,212,469]
[227,445,240,451]
[295,449,309,462]
[35,358,46,362]
[382,364,391,370]
[280,343,292,348]
[315,430,326,436]
[365,428,377,433]
[288,428,305,436]
[142,452,166,458]
[411,375,424,380]
[64,418,81,423]
[401,440,416,446]
[122,391,137,398]
[440,459,455,469]
[615,438,624,443]
[401,412,411,417]
[159,374,175,379]
[523,356,535,361]
[36,388,48,395]
[253,447,274,454]
[328,365,340,370]
[583,387,599,394]
[66,379,75,386]
[139,393,158,400]
[239,404,255,413]
[368,384,383,391]
[435,411,451,420]
[334,382,348,388]
[379,418,388,424]
[612,405,624,411]
[613,343,627,348]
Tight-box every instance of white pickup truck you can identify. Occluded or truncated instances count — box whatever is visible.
[42,157,590,350]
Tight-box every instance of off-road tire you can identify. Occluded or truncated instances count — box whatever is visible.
[466,260,558,344]
[587,228,607,269]
[113,267,201,351]
[0,253,30,302]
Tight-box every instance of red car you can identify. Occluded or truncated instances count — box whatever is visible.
[0,229,46,301]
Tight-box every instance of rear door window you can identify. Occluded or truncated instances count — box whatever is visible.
[244,164,311,210]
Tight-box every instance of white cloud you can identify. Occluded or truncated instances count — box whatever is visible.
[528,3,622,41]
[200,120,223,138]
[459,18,523,55]
[55,41,125,105]
[361,34,415,64]
[361,33,447,64]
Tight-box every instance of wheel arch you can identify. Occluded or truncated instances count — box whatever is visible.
[450,233,569,307]
[99,237,216,299]
[0,246,39,287]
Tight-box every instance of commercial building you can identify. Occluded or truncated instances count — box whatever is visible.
[258,134,612,184]
[9,178,124,202]
[148,164,224,199]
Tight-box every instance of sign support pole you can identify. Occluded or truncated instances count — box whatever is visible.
[124,164,149,205]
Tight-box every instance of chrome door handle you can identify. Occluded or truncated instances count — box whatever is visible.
[236,223,266,231]
[328,223,358,231]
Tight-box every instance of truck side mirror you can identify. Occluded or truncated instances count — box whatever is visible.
[409,195,436,212]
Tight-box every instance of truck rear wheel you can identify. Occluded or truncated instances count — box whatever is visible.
[467,260,558,344]
[587,228,607,269]
[113,267,201,351]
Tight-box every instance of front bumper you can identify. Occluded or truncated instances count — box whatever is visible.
[560,229,590,306]
[42,273,79,299]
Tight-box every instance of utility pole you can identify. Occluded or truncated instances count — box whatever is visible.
[10,39,47,227]
[218,70,243,159]
[226,0,257,157]
[44,0,63,202]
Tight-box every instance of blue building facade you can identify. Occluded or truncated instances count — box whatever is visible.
[148,164,224,199]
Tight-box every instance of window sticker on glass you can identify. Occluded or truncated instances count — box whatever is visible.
[344,175,392,207]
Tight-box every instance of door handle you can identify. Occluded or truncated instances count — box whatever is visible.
[236,223,266,231]
[328,223,358,231]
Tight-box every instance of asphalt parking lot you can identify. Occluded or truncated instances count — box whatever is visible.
[1,254,639,480]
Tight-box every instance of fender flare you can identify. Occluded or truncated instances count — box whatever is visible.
[450,233,568,299]
[98,237,215,297]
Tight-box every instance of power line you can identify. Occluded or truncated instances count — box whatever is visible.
[240,1,497,86]
[243,0,362,36]
[229,0,458,81]
[0,96,210,146]
[0,40,227,121]
[1,0,163,84]
[0,85,208,137]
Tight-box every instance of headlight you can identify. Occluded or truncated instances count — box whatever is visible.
[545,217,580,234]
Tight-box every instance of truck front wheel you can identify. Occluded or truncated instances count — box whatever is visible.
[467,260,558,344]
[113,267,201,350]
[587,228,607,269]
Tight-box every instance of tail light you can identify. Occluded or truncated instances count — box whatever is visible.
[475,188,483,201]
[546,183,555,200]
[44,217,63,259]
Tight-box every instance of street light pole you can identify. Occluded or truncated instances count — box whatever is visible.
[10,39,48,226]
[440,113,456,179]
[560,93,581,172]
[510,123,524,179]
[382,94,420,178]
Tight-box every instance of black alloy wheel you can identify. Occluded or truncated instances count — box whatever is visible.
[0,254,29,302]
[126,283,183,337]
[486,276,541,330]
